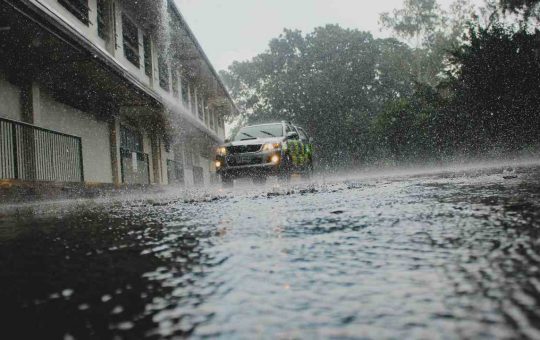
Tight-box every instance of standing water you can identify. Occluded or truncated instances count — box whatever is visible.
[1,163,539,339]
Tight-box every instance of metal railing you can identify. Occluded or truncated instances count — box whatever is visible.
[0,117,84,182]
[166,159,184,185]
[120,148,150,185]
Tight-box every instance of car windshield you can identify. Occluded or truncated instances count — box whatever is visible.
[233,124,283,141]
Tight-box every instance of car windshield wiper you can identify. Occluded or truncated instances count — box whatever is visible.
[259,130,276,137]
[240,132,256,139]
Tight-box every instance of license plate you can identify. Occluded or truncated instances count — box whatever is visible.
[239,155,251,164]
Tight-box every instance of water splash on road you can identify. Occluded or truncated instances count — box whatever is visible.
[1,162,539,338]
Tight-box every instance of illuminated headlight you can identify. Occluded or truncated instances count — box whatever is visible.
[215,160,222,168]
[262,143,281,151]
[217,147,227,156]
[271,155,280,164]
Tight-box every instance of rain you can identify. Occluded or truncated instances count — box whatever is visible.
[1,0,540,339]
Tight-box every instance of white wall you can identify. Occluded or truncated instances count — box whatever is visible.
[39,89,113,183]
[0,72,22,121]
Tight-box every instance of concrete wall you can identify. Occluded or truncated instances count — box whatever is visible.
[0,72,22,121]
[38,89,113,183]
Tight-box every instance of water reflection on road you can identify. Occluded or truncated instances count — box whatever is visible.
[1,164,539,339]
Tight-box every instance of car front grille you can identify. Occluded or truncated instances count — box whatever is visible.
[226,155,264,166]
[227,145,262,154]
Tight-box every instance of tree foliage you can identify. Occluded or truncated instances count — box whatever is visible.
[450,24,540,150]
[499,0,540,20]
[379,0,443,45]
[221,25,415,165]
[379,0,475,86]
[220,0,540,169]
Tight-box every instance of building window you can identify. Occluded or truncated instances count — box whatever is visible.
[120,126,143,153]
[122,14,140,67]
[158,54,169,91]
[96,0,110,40]
[59,0,89,24]
[181,78,189,106]
[172,72,179,98]
[143,34,152,78]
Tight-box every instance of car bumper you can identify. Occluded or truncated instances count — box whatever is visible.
[216,152,283,178]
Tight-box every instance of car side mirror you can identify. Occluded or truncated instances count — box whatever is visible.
[286,131,299,140]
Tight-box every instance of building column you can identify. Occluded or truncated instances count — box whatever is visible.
[194,87,199,117]
[109,116,122,186]
[151,135,162,184]
[19,81,41,180]
[20,81,41,124]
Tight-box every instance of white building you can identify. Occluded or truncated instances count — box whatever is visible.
[0,0,234,187]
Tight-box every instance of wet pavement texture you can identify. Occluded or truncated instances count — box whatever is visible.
[1,164,540,339]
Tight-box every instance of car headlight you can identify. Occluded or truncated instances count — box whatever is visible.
[217,147,227,156]
[262,143,281,151]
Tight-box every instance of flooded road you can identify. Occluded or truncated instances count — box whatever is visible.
[1,163,540,339]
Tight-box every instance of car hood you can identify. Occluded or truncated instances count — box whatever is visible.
[224,137,285,147]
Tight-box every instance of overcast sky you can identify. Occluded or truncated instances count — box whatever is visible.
[174,0,484,71]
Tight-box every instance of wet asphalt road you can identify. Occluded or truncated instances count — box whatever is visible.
[1,163,540,339]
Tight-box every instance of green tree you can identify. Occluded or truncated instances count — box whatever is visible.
[374,84,446,162]
[449,23,540,151]
[380,0,443,46]
[221,25,416,166]
[499,0,540,20]
[380,0,475,86]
